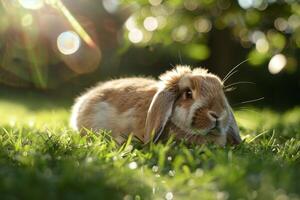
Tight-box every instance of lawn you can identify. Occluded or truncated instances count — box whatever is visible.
[0,91,299,200]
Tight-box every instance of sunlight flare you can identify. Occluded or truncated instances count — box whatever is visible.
[19,0,44,10]
[57,31,81,55]
[56,0,96,48]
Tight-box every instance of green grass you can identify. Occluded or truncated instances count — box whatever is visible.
[0,93,299,200]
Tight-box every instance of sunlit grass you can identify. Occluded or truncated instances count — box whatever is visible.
[0,94,299,199]
[0,99,69,129]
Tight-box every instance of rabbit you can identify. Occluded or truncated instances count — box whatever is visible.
[70,66,242,146]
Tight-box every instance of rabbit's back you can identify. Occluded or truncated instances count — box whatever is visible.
[70,77,158,142]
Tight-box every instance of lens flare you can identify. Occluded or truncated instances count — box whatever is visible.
[268,54,287,74]
[56,0,96,48]
[57,31,81,55]
[18,0,44,10]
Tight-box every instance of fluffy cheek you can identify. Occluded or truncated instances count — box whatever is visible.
[187,101,210,130]
[192,109,214,130]
[171,106,190,129]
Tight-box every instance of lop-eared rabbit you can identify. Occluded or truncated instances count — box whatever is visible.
[70,66,242,146]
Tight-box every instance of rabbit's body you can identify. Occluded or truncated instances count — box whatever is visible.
[70,66,242,146]
[70,78,158,143]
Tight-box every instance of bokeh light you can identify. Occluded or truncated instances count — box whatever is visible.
[165,192,174,200]
[128,161,138,169]
[143,16,158,32]
[268,54,287,74]
[184,0,198,11]
[172,25,189,42]
[18,0,44,10]
[238,0,268,10]
[125,16,137,31]
[250,31,265,43]
[156,16,167,29]
[238,0,253,9]
[149,0,162,6]
[255,38,269,53]
[57,31,81,55]
[128,28,143,43]
[274,18,288,32]
[288,14,300,30]
[21,14,33,27]
[102,0,119,13]
[194,17,212,33]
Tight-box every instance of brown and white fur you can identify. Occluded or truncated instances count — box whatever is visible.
[70,66,242,146]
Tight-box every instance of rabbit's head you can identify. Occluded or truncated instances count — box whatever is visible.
[145,66,241,145]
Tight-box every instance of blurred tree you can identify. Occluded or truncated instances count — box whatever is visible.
[121,0,299,74]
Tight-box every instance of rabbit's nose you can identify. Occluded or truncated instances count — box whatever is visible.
[208,111,219,120]
[208,111,220,130]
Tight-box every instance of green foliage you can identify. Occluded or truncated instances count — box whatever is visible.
[0,94,299,199]
[122,0,299,67]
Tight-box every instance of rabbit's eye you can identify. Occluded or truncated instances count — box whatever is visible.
[183,89,193,99]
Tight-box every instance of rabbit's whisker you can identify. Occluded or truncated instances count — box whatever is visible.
[236,107,261,114]
[222,70,239,84]
[224,81,256,89]
[234,97,264,106]
[224,87,237,92]
[222,59,249,84]
[178,50,183,65]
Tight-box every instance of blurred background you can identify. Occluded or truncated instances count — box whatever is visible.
[0,0,299,109]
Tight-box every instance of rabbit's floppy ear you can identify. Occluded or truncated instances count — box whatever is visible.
[144,66,192,143]
[144,88,177,143]
[226,108,242,145]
